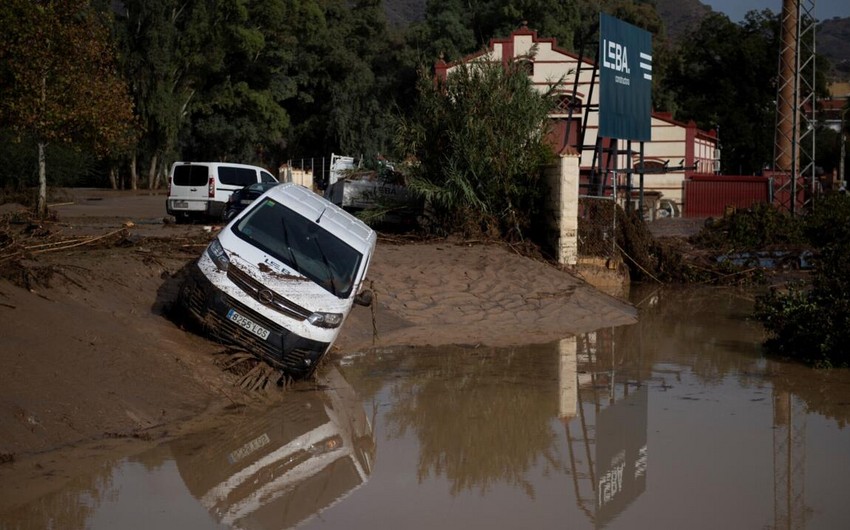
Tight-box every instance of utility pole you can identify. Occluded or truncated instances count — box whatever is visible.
[773,0,817,214]
[841,108,848,188]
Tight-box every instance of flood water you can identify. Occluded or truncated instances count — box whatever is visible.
[3,285,850,529]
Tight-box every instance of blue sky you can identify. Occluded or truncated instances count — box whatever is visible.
[702,0,849,22]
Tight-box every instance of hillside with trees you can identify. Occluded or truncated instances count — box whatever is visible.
[0,0,848,204]
[385,0,848,75]
[655,0,711,40]
[819,17,850,79]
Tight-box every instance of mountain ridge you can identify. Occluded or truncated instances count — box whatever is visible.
[383,0,849,79]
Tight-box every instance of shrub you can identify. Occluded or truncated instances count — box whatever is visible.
[396,59,557,240]
[754,194,850,367]
[691,202,804,250]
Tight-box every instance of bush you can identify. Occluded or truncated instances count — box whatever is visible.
[396,59,557,241]
[691,202,804,250]
[754,280,850,367]
[753,194,850,367]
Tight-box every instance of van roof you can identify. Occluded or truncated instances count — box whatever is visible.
[265,183,376,253]
[171,161,270,171]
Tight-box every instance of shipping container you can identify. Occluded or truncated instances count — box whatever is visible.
[683,174,772,218]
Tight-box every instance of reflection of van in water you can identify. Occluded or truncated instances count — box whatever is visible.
[178,183,376,379]
[171,367,374,529]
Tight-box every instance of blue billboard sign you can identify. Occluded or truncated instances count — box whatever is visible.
[598,14,653,142]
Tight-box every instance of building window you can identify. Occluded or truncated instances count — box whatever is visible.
[554,94,582,115]
[516,59,533,77]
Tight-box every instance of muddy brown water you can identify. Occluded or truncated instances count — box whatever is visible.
[3,285,850,529]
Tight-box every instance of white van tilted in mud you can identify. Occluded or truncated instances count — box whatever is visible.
[167,161,278,222]
[178,183,376,379]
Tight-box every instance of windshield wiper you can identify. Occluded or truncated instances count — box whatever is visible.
[311,235,338,296]
[280,218,301,272]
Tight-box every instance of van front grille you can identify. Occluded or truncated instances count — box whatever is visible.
[216,294,287,364]
[182,267,327,378]
[281,348,313,373]
[227,264,311,321]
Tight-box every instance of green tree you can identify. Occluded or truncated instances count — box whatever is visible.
[114,0,206,189]
[410,0,583,63]
[397,57,557,239]
[664,11,778,175]
[0,0,135,215]
[414,0,477,62]
[181,0,294,164]
[422,0,667,73]
[754,194,850,367]
[326,0,396,156]
[275,0,332,156]
[489,0,580,46]
[282,0,405,159]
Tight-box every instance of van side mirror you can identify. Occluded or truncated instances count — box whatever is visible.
[354,289,373,307]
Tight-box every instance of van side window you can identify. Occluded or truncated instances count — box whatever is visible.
[173,165,209,186]
[218,167,258,186]
[260,171,277,183]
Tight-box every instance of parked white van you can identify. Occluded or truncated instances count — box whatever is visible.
[178,183,376,379]
[166,161,278,222]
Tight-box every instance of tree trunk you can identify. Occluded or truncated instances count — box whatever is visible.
[108,166,118,189]
[147,152,159,190]
[130,152,138,190]
[36,74,49,219]
[37,141,48,219]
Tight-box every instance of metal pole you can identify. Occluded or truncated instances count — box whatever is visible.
[626,140,635,213]
[841,109,848,188]
[639,142,645,214]
[612,139,618,258]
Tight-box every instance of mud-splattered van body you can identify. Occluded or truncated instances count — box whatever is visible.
[179,183,375,378]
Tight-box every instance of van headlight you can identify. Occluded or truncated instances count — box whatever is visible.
[206,238,230,271]
[308,311,343,328]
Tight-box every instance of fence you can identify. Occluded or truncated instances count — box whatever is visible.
[578,195,618,261]
[281,157,335,190]
[683,174,772,218]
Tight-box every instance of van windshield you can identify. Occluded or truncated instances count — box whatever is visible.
[233,199,362,298]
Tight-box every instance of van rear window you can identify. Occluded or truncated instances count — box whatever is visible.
[218,167,258,186]
[172,165,209,186]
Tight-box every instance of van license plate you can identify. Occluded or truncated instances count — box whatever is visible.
[226,309,270,340]
[173,200,188,209]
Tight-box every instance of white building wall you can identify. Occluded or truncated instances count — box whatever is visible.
[442,29,719,211]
